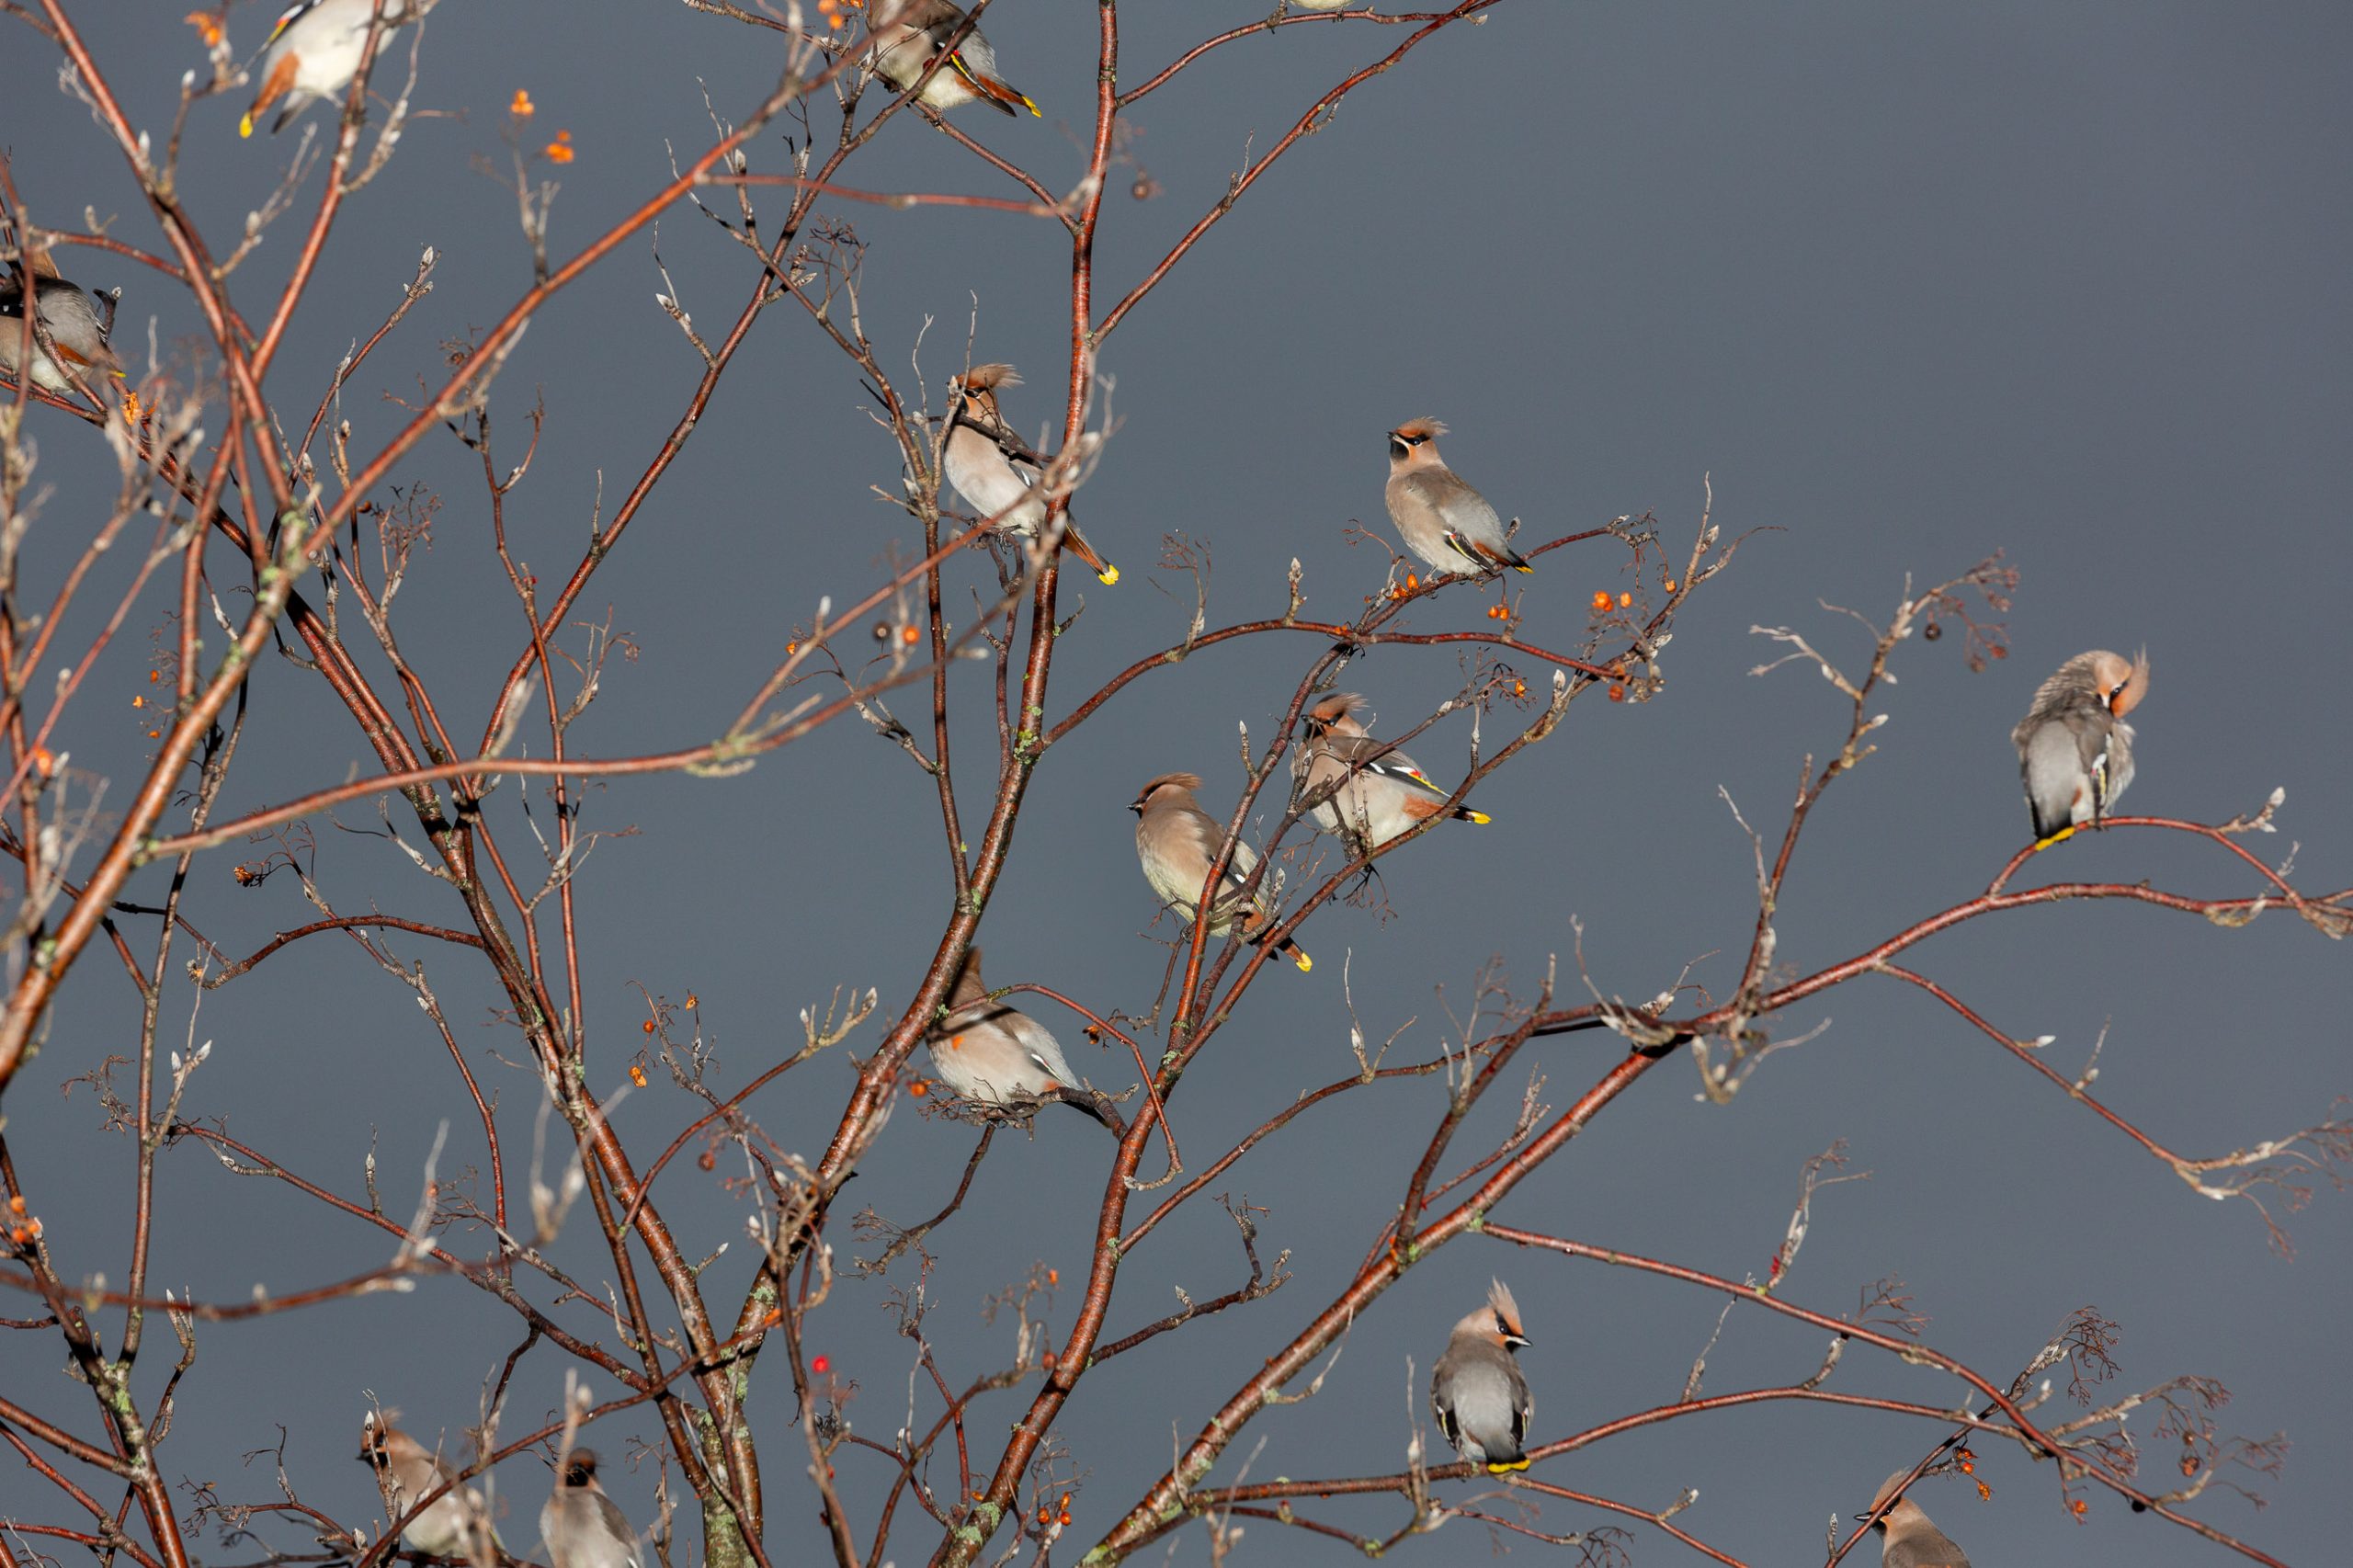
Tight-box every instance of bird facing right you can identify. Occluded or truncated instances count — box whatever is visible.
[1861,1471,1972,1568]
[358,1415,501,1561]
[2011,648,2149,847]
[241,0,397,138]
[1383,418,1533,580]
[542,1448,642,1568]
[858,0,1040,118]
[2,259,122,396]
[1131,773,1312,972]
[1429,1278,1536,1473]
[1292,693,1491,852]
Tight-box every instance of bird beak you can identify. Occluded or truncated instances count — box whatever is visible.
[1505,1332,1532,1349]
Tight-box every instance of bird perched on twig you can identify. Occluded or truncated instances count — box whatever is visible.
[1,253,121,397]
[541,1449,642,1568]
[1859,1471,1972,1568]
[1384,418,1532,579]
[1293,693,1490,852]
[924,947,1121,1133]
[943,363,1117,584]
[241,0,404,138]
[1131,773,1312,972]
[357,1415,503,1561]
[856,0,1040,118]
[1430,1278,1535,1473]
[2011,648,2149,847]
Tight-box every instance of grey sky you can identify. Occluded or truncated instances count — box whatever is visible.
[2,3,2347,1566]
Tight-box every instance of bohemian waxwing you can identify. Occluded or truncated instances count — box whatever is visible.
[943,363,1118,584]
[1859,1471,1972,1568]
[1131,773,1312,972]
[357,1415,503,1560]
[1429,1278,1535,1473]
[541,1449,642,1568]
[1292,693,1491,851]
[2011,648,2149,846]
[858,0,1040,118]
[925,948,1121,1132]
[1384,418,1532,579]
[1,254,121,396]
[242,0,398,138]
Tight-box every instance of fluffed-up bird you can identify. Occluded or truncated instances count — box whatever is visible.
[925,947,1120,1132]
[1131,772,1312,972]
[2011,647,2149,846]
[358,1415,502,1560]
[1293,693,1490,850]
[1384,418,1532,579]
[243,0,401,138]
[1430,1278,1535,1473]
[541,1449,641,1568]
[1,255,121,396]
[943,363,1117,584]
[857,0,1040,118]
[1860,1471,1972,1568]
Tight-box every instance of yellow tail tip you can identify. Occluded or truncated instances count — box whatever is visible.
[1486,1459,1532,1474]
[1465,811,1492,825]
[1023,97,1040,118]
[1097,563,1120,585]
[2032,825,2078,852]
[1293,950,1313,973]
[239,113,256,138]
[1511,562,1535,574]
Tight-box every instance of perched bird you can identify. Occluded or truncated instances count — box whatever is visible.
[1384,418,1532,578]
[925,948,1120,1132]
[358,1415,501,1559]
[1430,1278,1535,1473]
[1,256,122,397]
[1131,773,1312,972]
[943,363,1117,584]
[858,0,1040,118]
[2011,648,2150,846]
[541,1449,641,1568]
[1293,693,1490,851]
[242,0,394,138]
[1860,1471,1972,1568]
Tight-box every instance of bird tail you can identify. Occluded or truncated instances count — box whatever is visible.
[1484,1457,1532,1474]
[1271,933,1312,973]
[1059,520,1120,585]
[952,57,1040,117]
[1453,806,1491,824]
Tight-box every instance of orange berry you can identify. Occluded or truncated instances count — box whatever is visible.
[630,1064,647,1086]
[642,1018,656,1034]
[185,11,223,47]
[1664,577,1677,593]
[1405,573,1419,588]
[1512,680,1526,698]
[686,994,698,1008]
[909,1078,928,1096]
[1977,1481,1991,1502]
[30,747,53,775]
[811,1354,830,1374]
[7,1194,23,1213]
[149,669,161,682]
[132,695,144,709]
[147,729,161,738]
[545,131,574,165]
[901,625,920,646]
[1607,683,1625,702]
[510,89,535,119]
[2070,1498,2086,1516]
[1619,591,1631,608]
[1059,1513,1071,1528]
[1047,1267,1059,1286]
[1589,590,1612,614]
[697,1149,717,1171]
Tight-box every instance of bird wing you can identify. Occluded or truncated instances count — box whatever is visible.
[596,1493,642,1568]
[1330,734,1449,801]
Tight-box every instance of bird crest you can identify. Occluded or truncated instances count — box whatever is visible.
[1390,416,1448,443]
[1304,693,1371,729]
[955,362,1021,393]
[1135,771,1203,801]
[1486,1278,1527,1343]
